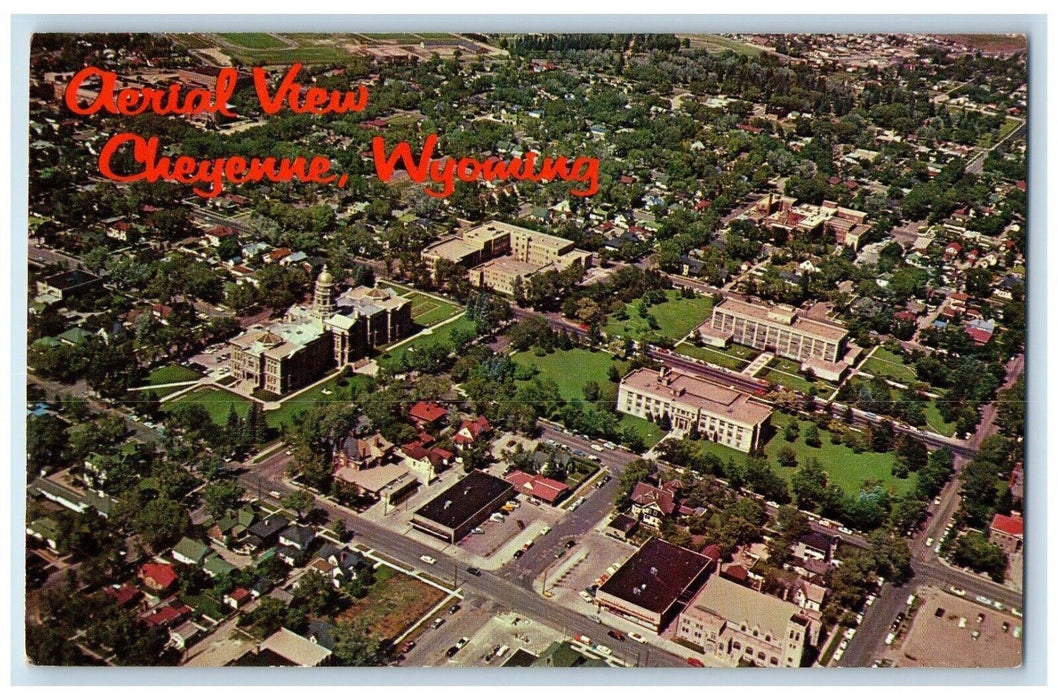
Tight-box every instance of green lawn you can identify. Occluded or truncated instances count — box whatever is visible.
[923,398,957,437]
[265,373,373,429]
[619,414,665,448]
[512,347,615,401]
[163,387,254,424]
[862,347,917,384]
[674,342,749,371]
[765,413,911,496]
[761,360,836,395]
[217,33,287,49]
[380,283,462,328]
[146,364,202,386]
[681,412,911,497]
[604,290,714,342]
[377,314,476,371]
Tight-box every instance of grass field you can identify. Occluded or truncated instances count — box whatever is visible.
[687,412,910,497]
[217,33,287,49]
[377,314,476,371]
[674,342,749,371]
[923,399,958,437]
[761,358,836,395]
[604,290,714,342]
[265,373,373,429]
[381,283,462,328]
[682,35,763,56]
[145,364,202,386]
[335,566,446,642]
[619,414,665,448]
[862,347,918,384]
[163,387,254,424]
[513,347,616,401]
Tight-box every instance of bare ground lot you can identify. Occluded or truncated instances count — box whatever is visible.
[335,567,447,642]
[895,587,1022,668]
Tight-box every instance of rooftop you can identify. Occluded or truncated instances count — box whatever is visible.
[414,470,514,530]
[598,537,713,614]
[621,367,772,427]
[714,297,848,342]
[684,575,808,638]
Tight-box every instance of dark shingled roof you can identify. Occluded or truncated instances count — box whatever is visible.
[598,537,712,614]
[414,470,513,530]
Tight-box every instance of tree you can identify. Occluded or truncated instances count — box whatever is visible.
[331,619,381,666]
[202,480,244,520]
[804,423,821,448]
[27,413,68,474]
[133,496,190,551]
[777,445,798,469]
[952,531,1008,582]
[284,489,315,520]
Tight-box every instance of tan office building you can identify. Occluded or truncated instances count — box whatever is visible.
[676,575,813,668]
[617,367,772,453]
[708,297,847,363]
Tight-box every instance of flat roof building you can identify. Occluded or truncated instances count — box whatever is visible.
[707,296,848,364]
[617,366,772,453]
[676,575,814,668]
[595,537,713,632]
[411,470,514,543]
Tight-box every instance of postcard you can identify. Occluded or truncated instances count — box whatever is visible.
[22,29,1026,670]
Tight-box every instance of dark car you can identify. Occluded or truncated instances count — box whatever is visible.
[449,604,461,615]
[687,657,704,668]
[446,646,460,658]
[565,539,576,549]
[608,630,626,641]
[513,549,524,558]
[401,640,416,654]
[467,566,482,576]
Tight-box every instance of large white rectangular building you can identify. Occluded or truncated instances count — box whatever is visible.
[708,297,848,363]
[617,367,772,453]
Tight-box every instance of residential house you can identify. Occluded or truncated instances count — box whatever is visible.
[138,562,178,593]
[172,537,211,567]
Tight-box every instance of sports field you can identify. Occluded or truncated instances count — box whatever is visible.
[381,283,462,328]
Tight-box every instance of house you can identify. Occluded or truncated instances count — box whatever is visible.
[505,470,570,505]
[203,554,237,579]
[138,562,178,593]
[409,401,447,429]
[279,525,316,551]
[169,620,205,651]
[224,587,252,609]
[172,537,211,567]
[254,628,331,667]
[26,517,61,550]
[143,601,193,628]
[208,507,257,547]
[605,513,640,541]
[453,416,492,448]
[794,531,835,562]
[246,515,290,550]
[629,480,680,527]
[989,513,1023,555]
[104,584,144,610]
[333,432,396,472]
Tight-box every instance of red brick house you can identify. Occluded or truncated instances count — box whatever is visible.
[138,562,178,593]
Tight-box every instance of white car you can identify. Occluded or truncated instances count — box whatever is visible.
[594,644,612,656]
[420,555,437,565]
[540,526,551,536]
[949,586,966,597]
[591,444,604,452]
[628,632,647,644]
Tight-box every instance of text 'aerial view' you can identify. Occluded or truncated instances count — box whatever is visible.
[24,30,1026,669]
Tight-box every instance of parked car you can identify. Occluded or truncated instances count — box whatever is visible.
[467,566,482,576]
[420,555,437,565]
[608,630,625,641]
[400,640,415,654]
[565,539,576,549]
[686,657,704,667]
[628,632,647,644]
[431,618,445,630]
[594,644,612,656]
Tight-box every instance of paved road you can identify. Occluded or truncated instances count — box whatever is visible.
[237,438,685,667]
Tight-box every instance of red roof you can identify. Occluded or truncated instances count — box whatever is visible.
[965,326,994,346]
[990,513,1023,537]
[143,601,192,627]
[506,470,569,504]
[138,562,177,590]
[104,584,143,607]
[454,416,492,444]
[630,482,677,516]
[409,401,446,424]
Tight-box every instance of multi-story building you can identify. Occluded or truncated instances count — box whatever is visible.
[421,220,590,296]
[989,513,1024,555]
[228,272,412,395]
[617,367,772,453]
[708,297,848,364]
[676,575,814,668]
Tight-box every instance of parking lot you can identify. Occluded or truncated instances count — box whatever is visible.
[538,530,636,613]
[448,611,564,667]
[894,587,1022,668]
[459,498,558,562]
